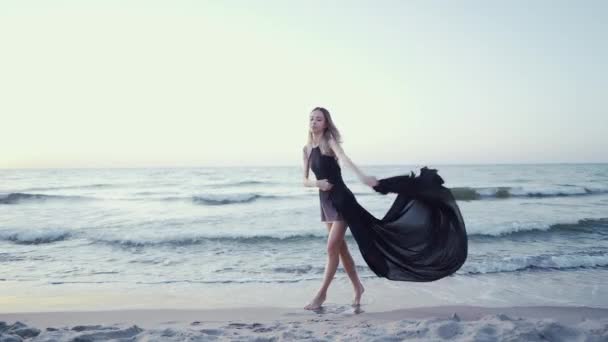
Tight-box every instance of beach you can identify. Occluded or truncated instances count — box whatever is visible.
[2,305,607,341]
[3,0,607,338]
[1,164,607,340]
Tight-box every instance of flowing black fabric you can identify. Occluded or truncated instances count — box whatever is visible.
[309,146,467,282]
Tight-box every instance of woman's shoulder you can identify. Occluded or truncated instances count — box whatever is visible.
[303,143,313,156]
[326,137,338,146]
[326,138,343,155]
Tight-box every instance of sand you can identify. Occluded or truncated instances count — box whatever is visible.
[1,305,607,341]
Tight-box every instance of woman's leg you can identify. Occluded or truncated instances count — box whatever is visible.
[304,220,348,310]
[338,239,365,305]
[326,222,365,305]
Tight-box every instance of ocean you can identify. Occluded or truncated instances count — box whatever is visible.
[1,164,607,311]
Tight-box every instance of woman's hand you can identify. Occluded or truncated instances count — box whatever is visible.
[316,179,334,191]
[362,175,379,188]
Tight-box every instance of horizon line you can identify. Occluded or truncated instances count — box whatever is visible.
[2,161,607,170]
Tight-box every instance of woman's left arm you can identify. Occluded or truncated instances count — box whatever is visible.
[328,139,378,188]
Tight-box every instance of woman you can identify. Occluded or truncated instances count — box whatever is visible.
[301,107,468,310]
[302,107,378,310]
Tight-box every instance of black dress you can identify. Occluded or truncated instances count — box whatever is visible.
[309,146,344,222]
[308,145,468,282]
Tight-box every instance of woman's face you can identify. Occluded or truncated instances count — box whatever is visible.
[309,110,327,134]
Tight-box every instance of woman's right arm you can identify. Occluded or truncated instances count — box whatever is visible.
[302,146,318,188]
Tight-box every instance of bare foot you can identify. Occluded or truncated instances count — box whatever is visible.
[304,293,326,310]
[353,282,365,306]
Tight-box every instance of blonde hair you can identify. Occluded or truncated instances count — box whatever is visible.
[307,107,342,156]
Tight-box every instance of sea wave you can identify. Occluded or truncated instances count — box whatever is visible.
[461,252,608,275]
[469,218,608,238]
[161,193,279,205]
[451,186,608,201]
[0,193,92,205]
[0,228,72,244]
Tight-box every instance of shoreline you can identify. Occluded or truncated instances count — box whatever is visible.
[2,305,608,326]
[1,305,607,340]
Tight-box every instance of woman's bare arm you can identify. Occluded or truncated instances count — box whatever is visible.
[328,139,378,187]
[302,146,318,188]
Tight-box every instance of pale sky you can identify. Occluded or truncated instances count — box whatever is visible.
[1,0,606,168]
